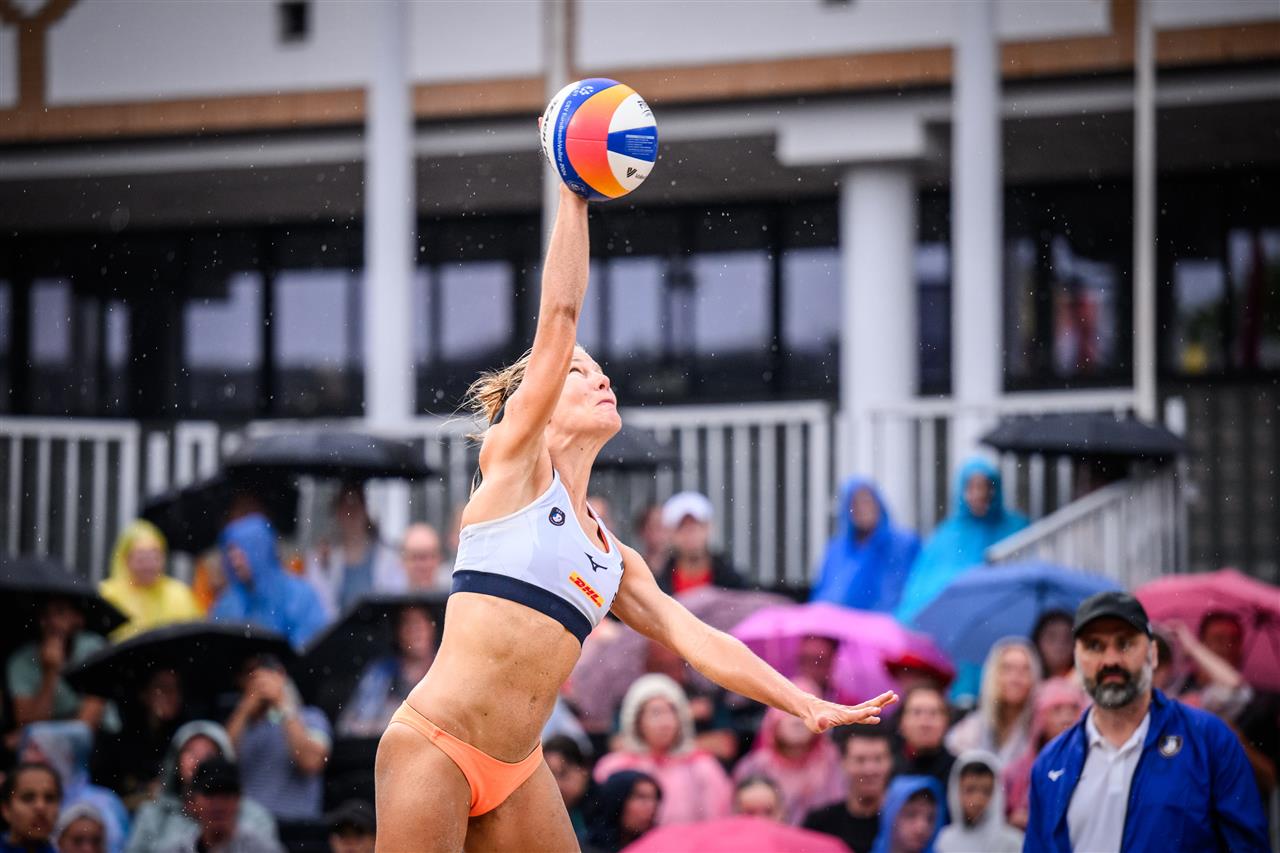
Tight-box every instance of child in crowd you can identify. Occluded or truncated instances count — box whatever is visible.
[870,776,944,853]
[935,751,1022,852]
[1,763,62,853]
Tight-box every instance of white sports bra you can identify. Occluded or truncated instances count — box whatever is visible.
[450,470,625,644]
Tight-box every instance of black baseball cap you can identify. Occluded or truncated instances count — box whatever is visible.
[326,799,375,834]
[1073,591,1152,638]
[189,757,240,796]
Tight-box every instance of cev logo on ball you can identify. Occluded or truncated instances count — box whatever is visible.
[576,85,595,96]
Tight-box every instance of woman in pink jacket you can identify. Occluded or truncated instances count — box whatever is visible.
[732,679,846,825]
[593,674,733,825]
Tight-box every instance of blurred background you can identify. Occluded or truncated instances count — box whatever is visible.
[1,1,1279,852]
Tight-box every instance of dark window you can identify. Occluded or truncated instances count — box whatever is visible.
[273,268,361,416]
[183,271,264,415]
[1003,184,1132,390]
[278,1,310,44]
[0,279,9,413]
[1158,172,1280,379]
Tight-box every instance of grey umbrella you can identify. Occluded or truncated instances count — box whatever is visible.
[981,412,1185,459]
[224,431,435,481]
[0,554,127,643]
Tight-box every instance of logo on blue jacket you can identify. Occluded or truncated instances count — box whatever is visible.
[1159,734,1183,758]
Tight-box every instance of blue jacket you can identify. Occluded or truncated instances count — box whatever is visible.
[810,476,920,613]
[1024,689,1267,852]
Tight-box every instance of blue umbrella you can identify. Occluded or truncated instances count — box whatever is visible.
[910,561,1120,664]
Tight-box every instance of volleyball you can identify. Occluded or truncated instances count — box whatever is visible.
[540,78,658,201]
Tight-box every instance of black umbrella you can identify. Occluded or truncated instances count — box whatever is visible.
[980,413,1186,460]
[298,591,447,720]
[62,621,294,704]
[224,431,434,481]
[0,554,127,643]
[141,472,300,554]
[597,425,678,471]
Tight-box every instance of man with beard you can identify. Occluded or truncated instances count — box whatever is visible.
[1024,592,1266,852]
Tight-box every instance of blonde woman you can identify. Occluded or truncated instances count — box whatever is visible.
[99,520,201,642]
[373,183,896,852]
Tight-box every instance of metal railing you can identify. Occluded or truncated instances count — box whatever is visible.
[0,401,834,587]
[0,418,140,581]
[986,467,1186,589]
[857,389,1139,532]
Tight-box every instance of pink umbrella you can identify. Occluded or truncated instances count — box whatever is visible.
[623,816,852,853]
[568,588,791,731]
[731,602,954,705]
[1136,569,1280,691]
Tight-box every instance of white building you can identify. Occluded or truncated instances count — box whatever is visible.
[1,0,1278,583]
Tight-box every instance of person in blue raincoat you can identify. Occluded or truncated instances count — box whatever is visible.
[895,459,1027,625]
[810,477,921,613]
[211,514,326,648]
[870,775,945,853]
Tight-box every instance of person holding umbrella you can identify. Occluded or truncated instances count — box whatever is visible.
[374,183,895,852]
[98,520,202,643]
[307,483,407,620]
[337,604,438,738]
[6,599,115,732]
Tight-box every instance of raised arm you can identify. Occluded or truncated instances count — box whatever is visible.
[482,184,590,467]
[610,544,896,733]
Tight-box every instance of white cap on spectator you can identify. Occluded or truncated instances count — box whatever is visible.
[662,492,714,528]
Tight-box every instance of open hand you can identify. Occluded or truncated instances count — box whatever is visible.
[799,690,898,734]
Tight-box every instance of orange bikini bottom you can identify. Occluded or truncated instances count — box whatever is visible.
[389,702,543,817]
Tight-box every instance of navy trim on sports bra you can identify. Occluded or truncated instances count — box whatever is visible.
[451,570,593,645]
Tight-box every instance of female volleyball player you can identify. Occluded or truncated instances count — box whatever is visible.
[374,183,896,852]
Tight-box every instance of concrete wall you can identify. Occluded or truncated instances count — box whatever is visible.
[5,0,1278,113]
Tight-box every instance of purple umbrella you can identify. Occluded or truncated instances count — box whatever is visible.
[731,602,954,705]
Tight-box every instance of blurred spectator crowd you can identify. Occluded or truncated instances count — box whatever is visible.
[1,456,1276,852]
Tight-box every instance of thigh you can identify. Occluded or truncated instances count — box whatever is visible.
[463,761,579,853]
[375,721,472,853]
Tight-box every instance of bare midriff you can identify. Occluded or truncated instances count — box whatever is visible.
[405,591,582,763]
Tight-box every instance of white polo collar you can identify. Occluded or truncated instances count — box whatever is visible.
[1085,706,1151,756]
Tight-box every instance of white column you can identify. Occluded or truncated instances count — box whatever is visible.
[950,0,1002,467]
[364,0,415,537]
[1133,0,1158,422]
[841,165,918,527]
[542,0,571,249]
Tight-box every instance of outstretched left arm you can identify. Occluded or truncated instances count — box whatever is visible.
[609,544,895,733]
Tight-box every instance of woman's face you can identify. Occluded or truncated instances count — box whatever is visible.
[734,782,783,821]
[58,816,105,853]
[1042,700,1082,743]
[395,607,436,659]
[620,780,660,836]
[549,348,621,444]
[1036,617,1075,676]
[997,647,1035,707]
[850,488,880,534]
[1,767,60,844]
[142,669,183,722]
[774,713,815,751]
[333,487,370,534]
[127,534,166,587]
[636,698,680,754]
[963,473,994,518]
[178,735,221,786]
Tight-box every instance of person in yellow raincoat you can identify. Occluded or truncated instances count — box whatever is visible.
[99,520,203,642]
